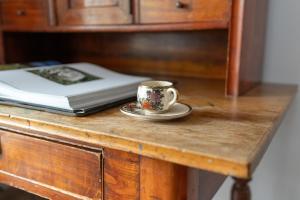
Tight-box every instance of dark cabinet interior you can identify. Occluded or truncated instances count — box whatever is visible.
[3,31,228,79]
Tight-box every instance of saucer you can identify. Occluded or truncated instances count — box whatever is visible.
[120,102,192,121]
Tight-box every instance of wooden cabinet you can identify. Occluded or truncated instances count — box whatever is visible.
[139,0,231,24]
[0,0,49,28]
[56,0,132,25]
[0,130,103,199]
[0,0,229,28]
[0,0,268,96]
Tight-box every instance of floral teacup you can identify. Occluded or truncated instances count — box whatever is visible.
[137,81,179,113]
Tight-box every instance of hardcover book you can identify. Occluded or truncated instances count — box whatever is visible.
[0,63,149,116]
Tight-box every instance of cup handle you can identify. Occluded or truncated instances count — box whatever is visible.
[167,88,179,108]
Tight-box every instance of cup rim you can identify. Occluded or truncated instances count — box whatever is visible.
[139,80,174,89]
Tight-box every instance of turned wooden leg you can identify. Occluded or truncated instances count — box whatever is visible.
[231,178,251,200]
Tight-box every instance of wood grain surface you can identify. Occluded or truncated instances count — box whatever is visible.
[139,0,231,24]
[0,78,297,178]
[0,171,84,200]
[0,0,229,32]
[56,31,228,80]
[140,157,187,200]
[226,0,269,96]
[3,31,228,80]
[0,0,49,28]
[0,130,103,200]
[56,0,132,26]
[103,149,140,200]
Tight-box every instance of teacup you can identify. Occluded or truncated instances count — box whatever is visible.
[137,81,179,113]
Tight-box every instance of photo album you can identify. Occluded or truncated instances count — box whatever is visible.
[0,63,150,116]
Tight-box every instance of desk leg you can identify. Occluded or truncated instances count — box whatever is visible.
[231,178,251,200]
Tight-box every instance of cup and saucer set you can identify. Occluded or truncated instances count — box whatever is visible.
[120,81,192,121]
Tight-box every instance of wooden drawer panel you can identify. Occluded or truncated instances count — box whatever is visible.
[0,0,49,27]
[140,0,231,24]
[0,131,102,199]
[56,0,132,25]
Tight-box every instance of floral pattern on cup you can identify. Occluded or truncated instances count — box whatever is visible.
[137,81,179,113]
[139,89,165,111]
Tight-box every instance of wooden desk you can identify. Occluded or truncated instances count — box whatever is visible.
[0,77,296,200]
[0,0,292,199]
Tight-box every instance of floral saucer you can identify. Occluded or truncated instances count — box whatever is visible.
[120,102,192,121]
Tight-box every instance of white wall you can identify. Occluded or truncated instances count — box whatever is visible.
[214,0,300,199]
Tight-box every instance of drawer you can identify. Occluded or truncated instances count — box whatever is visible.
[0,0,49,27]
[0,130,102,199]
[140,0,231,24]
[56,0,132,25]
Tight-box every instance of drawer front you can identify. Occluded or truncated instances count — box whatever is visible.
[0,0,49,27]
[56,0,132,25]
[140,0,231,24]
[0,131,102,199]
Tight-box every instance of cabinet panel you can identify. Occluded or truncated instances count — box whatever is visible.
[104,149,140,200]
[140,0,230,24]
[56,0,132,25]
[0,0,49,27]
[0,130,103,199]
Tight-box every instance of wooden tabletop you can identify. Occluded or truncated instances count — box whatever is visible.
[0,77,297,179]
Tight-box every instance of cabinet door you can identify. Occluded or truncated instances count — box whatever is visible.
[56,0,132,25]
[140,0,230,24]
[0,0,49,28]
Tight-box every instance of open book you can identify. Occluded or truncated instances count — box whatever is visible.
[0,63,150,116]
